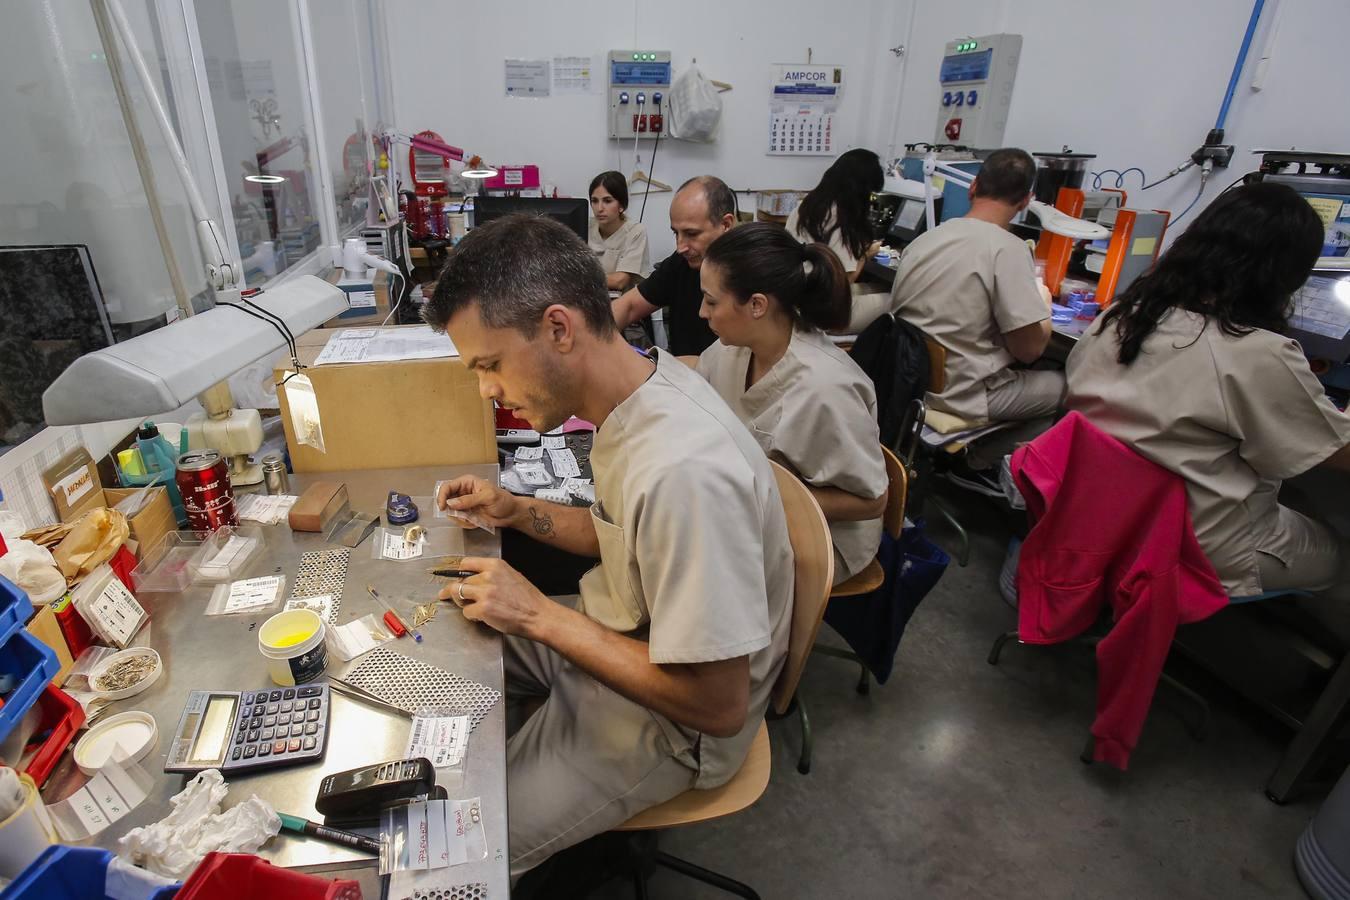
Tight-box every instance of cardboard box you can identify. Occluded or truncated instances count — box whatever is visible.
[103,487,176,561]
[26,604,74,687]
[274,326,495,472]
[319,269,391,327]
[42,447,103,522]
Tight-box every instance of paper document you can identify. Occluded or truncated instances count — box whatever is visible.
[236,493,298,525]
[405,712,469,768]
[314,327,458,366]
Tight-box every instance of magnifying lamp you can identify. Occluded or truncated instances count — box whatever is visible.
[920,151,1110,241]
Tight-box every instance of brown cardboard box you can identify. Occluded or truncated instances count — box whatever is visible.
[26,604,74,687]
[274,326,495,472]
[43,447,103,522]
[319,269,391,327]
[103,487,176,561]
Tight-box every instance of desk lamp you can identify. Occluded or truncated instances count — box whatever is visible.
[41,0,347,484]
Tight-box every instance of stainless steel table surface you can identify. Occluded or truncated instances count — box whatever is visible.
[41,465,509,889]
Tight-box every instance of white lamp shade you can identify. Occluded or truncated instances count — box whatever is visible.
[42,275,347,425]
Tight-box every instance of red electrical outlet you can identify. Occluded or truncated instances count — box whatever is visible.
[649,115,663,133]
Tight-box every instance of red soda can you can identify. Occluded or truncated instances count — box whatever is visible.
[176,449,238,531]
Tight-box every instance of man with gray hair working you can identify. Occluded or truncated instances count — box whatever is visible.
[611,175,736,355]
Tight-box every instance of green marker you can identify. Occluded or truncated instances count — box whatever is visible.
[278,812,380,855]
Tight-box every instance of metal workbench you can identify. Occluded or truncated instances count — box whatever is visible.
[41,465,509,892]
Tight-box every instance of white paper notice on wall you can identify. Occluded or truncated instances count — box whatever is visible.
[552,55,595,95]
[767,63,844,156]
[505,59,551,97]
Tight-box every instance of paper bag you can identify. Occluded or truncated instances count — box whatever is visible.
[53,508,129,586]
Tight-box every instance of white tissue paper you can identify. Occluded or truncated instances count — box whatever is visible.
[117,769,281,879]
[0,539,67,605]
[0,511,27,542]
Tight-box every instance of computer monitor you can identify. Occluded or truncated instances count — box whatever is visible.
[473,197,589,243]
[1289,268,1350,363]
[887,196,938,246]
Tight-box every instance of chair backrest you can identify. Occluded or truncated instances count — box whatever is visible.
[880,445,907,538]
[921,335,947,393]
[768,461,835,715]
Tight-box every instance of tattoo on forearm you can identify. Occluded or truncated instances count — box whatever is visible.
[527,506,555,537]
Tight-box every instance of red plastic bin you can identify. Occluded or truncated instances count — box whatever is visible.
[19,684,86,787]
[175,853,361,900]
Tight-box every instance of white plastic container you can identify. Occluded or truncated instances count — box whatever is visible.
[258,608,328,686]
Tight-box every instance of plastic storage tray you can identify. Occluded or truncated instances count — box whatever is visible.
[0,632,60,745]
[131,532,209,593]
[1,845,180,899]
[16,685,86,787]
[0,575,33,639]
[175,852,360,900]
[188,525,264,583]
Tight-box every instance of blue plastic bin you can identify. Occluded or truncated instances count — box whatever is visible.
[0,630,59,744]
[0,575,34,643]
[0,846,180,899]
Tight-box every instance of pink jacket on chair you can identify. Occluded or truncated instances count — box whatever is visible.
[1011,411,1228,769]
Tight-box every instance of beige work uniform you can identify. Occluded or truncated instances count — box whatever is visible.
[1066,308,1350,596]
[505,349,794,877]
[787,205,889,333]
[698,326,887,583]
[588,218,651,279]
[890,217,1063,422]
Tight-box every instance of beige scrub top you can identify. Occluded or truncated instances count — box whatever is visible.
[698,327,887,583]
[786,205,860,274]
[890,217,1049,421]
[588,218,651,278]
[579,348,795,788]
[1066,308,1350,596]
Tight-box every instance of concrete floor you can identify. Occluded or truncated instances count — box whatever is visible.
[343,486,1322,899]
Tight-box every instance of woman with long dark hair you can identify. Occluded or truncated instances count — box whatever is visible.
[1066,182,1350,596]
[786,148,888,331]
[695,223,888,584]
[587,170,650,291]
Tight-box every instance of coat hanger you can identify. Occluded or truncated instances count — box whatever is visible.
[630,169,671,192]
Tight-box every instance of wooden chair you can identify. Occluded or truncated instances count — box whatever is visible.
[612,461,834,898]
[813,445,906,695]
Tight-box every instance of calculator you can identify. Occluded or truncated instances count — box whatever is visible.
[165,685,331,775]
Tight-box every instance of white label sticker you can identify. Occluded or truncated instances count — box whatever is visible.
[514,463,552,486]
[224,576,283,613]
[381,531,424,560]
[405,713,469,768]
[85,578,146,647]
[56,465,97,507]
[513,445,544,461]
[541,435,566,449]
[348,289,377,309]
[547,448,581,478]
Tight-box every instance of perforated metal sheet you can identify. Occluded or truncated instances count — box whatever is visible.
[338,647,501,730]
[289,548,350,624]
[409,885,487,900]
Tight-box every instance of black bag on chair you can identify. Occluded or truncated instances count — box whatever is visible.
[849,313,930,448]
[823,520,950,683]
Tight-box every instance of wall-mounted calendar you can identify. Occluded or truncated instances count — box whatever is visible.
[767,63,844,156]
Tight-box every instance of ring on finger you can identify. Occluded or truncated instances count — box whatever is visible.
[456,579,467,606]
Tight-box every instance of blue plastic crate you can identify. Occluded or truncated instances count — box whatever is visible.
[0,575,34,646]
[0,630,59,745]
[0,846,180,899]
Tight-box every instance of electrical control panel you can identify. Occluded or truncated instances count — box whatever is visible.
[933,33,1022,150]
[608,50,671,140]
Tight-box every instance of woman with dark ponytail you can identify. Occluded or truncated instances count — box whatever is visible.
[696,222,888,584]
[1066,182,1350,597]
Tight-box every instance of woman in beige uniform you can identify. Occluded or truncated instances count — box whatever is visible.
[696,222,888,584]
[587,170,650,291]
[1066,182,1350,597]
